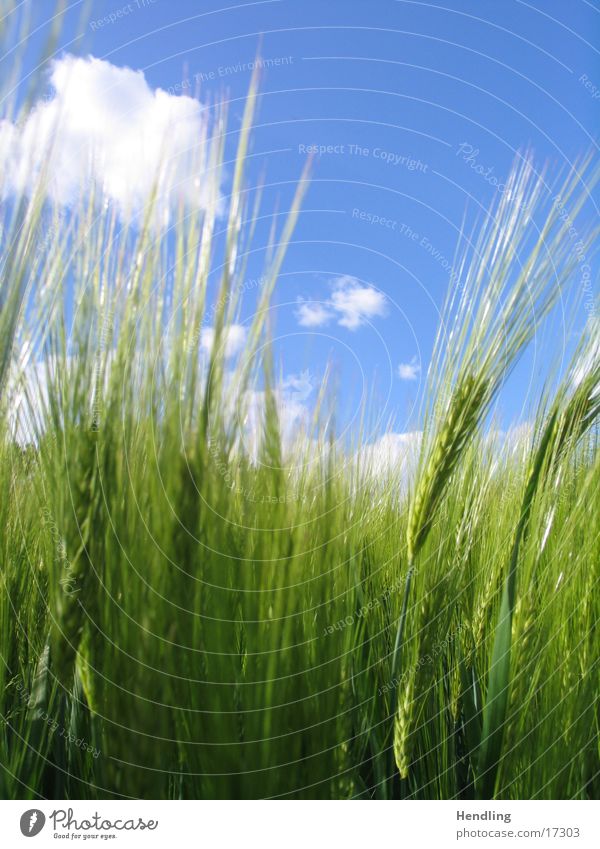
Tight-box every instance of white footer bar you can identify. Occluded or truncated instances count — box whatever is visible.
[0,799,598,847]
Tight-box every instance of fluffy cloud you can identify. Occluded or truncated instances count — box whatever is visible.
[0,54,217,222]
[330,275,387,329]
[358,431,422,483]
[201,324,247,358]
[572,318,600,394]
[240,371,316,460]
[295,275,387,331]
[397,357,421,381]
[295,302,332,328]
[279,370,314,403]
[488,421,533,460]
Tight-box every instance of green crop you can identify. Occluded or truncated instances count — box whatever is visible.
[0,5,598,802]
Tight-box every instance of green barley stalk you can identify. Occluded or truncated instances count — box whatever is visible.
[477,312,600,798]
[393,156,597,781]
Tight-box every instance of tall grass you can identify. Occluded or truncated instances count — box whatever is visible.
[0,20,599,800]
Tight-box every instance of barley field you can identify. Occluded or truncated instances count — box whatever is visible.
[0,5,598,803]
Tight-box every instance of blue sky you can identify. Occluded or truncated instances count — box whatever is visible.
[6,0,600,440]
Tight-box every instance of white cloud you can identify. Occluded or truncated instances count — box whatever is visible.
[201,324,247,358]
[9,358,52,446]
[397,356,421,381]
[571,317,600,395]
[280,370,314,402]
[295,275,387,331]
[330,275,387,330]
[488,421,533,458]
[296,301,333,328]
[0,54,218,223]
[240,371,316,461]
[358,431,422,482]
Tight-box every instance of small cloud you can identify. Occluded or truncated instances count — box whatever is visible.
[571,317,600,394]
[330,275,387,330]
[295,275,387,331]
[280,370,314,402]
[201,324,247,358]
[241,371,316,460]
[296,301,333,328]
[358,431,422,489]
[488,421,533,457]
[397,356,421,381]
